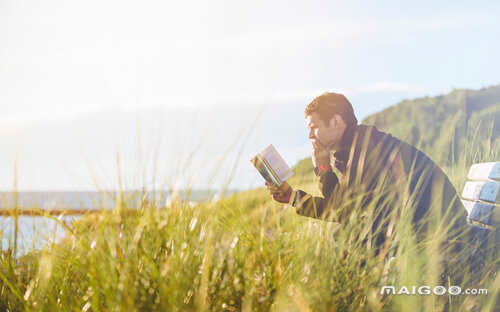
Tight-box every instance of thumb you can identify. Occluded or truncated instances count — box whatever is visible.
[279,182,290,191]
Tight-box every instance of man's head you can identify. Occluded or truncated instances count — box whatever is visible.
[305,92,358,150]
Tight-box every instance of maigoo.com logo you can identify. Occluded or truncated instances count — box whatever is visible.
[380,285,488,296]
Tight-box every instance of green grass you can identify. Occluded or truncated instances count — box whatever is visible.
[0,143,498,311]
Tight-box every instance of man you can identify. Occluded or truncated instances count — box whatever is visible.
[266,92,480,276]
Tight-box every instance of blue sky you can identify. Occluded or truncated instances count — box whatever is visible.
[0,1,499,190]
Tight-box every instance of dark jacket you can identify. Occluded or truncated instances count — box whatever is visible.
[291,124,477,266]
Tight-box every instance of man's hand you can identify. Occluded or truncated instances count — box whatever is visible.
[312,142,331,170]
[265,181,293,204]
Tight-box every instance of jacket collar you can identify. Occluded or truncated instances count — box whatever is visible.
[337,124,358,151]
[331,124,358,172]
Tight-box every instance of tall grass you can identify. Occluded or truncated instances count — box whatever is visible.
[0,134,498,311]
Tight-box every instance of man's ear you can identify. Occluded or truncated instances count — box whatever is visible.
[329,114,339,128]
[332,114,346,129]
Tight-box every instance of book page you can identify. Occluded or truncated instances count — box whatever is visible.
[260,144,294,182]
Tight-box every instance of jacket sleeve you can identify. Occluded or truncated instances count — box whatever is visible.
[290,170,339,221]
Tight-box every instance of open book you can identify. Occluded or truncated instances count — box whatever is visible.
[251,144,294,187]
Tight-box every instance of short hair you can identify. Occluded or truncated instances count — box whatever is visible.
[305,92,358,127]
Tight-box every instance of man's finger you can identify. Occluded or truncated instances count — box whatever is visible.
[278,184,289,193]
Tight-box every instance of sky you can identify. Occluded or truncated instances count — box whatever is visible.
[1,0,500,191]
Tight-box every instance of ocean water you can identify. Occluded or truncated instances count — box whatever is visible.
[0,190,220,255]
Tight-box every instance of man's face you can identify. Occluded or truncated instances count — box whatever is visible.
[306,112,345,150]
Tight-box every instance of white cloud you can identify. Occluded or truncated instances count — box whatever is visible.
[2,105,107,125]
[357,82,426,94]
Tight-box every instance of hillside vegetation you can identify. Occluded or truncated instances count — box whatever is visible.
[363,84,500,168]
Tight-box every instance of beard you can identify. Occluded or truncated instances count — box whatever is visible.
[312,139,329,151]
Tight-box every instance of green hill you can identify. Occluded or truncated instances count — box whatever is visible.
[362,84,500,167]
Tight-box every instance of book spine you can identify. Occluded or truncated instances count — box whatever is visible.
[260,154,282,186]
[251,155,281,187]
